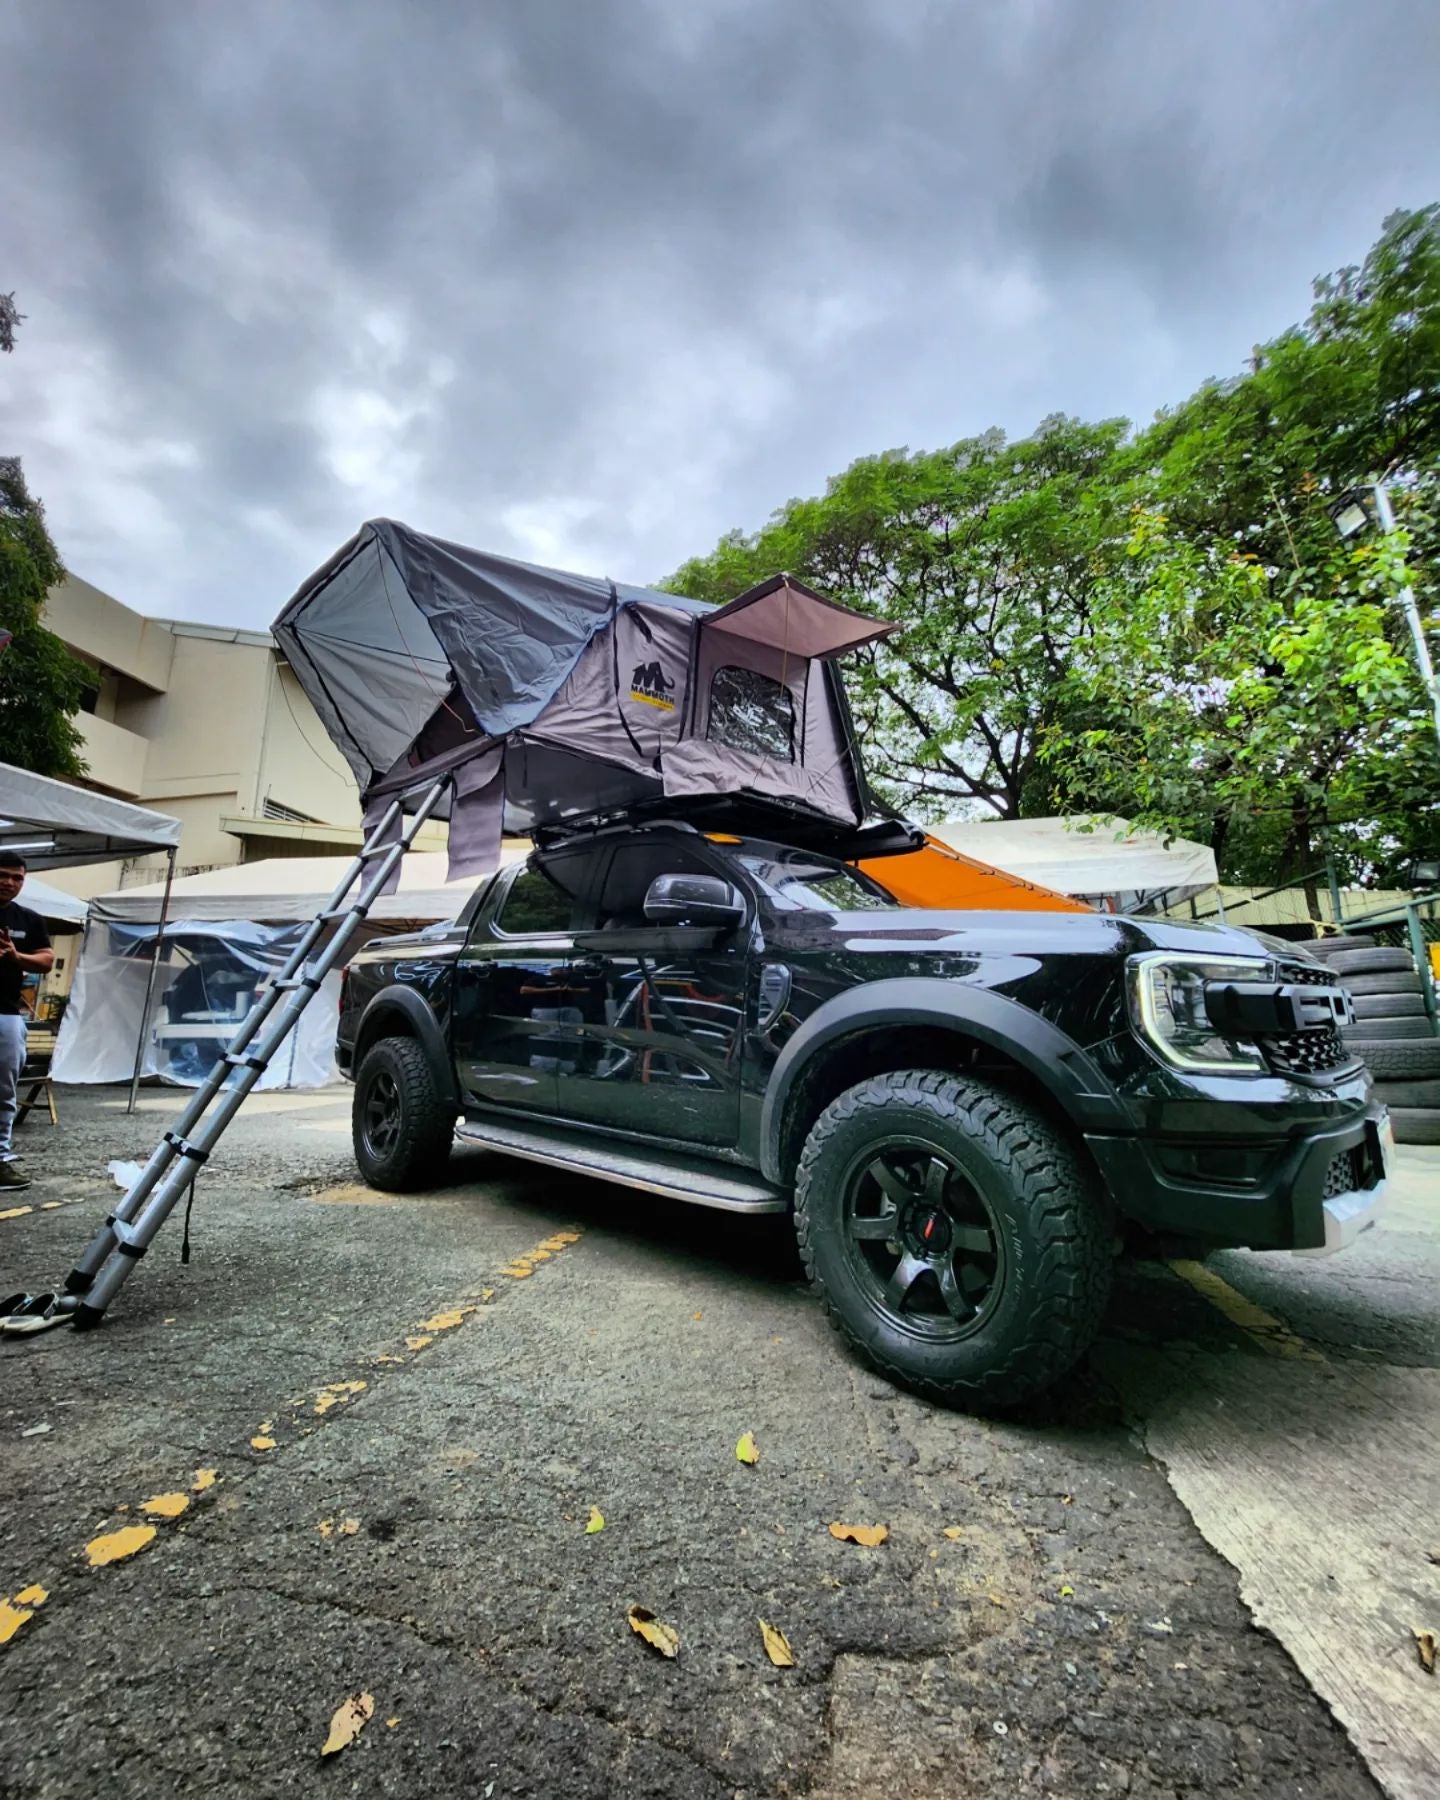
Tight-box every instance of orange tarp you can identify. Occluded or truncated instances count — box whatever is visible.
[858,835,1089,913]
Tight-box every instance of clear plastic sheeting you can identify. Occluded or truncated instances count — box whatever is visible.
[53,918,342,1091]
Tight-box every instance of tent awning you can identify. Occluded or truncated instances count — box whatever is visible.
[0,763,182,869]
[90,848,529,926]
[926,816,1217,904]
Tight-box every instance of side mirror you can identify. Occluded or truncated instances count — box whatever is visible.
[643,872,745,928]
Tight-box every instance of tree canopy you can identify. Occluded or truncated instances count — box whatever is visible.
[0,298,92,780]
[666,205,1440,889]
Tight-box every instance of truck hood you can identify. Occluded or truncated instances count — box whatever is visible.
[790,906,1296,964]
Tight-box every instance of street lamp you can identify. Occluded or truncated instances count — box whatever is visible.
[1330,476,1440,755]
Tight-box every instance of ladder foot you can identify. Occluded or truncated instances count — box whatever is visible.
[64,1268,94,1296]
[71,1302,106,1332]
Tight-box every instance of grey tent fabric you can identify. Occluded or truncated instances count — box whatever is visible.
[274,523,892,838]
[0,762,181,869]
[446,747,505,885]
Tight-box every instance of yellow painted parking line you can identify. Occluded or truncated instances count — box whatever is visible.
[1169,1259,1325,1362]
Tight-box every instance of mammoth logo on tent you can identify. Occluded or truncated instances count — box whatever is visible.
[629,659,676,711]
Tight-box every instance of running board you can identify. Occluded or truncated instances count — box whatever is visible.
[454,1118,787,1214]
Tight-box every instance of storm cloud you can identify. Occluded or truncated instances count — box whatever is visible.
[3,0,1438,626]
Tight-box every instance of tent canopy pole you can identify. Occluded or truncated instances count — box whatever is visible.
[128,845,176,1114]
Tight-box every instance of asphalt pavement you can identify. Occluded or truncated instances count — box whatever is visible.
[0,1085,1434,1799]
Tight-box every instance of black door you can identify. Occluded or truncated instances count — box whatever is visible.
[556,839,750,1147]
[452,848,599,1114]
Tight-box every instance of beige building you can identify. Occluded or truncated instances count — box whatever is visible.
[38,572,445,901]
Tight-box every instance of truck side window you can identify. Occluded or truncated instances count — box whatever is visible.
[495,856,588,936]
[708,666,795,762]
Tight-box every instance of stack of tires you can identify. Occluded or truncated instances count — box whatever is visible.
[1307,934,1440,1145]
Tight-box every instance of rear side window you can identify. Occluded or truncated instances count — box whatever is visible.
[495,856,588,935]
[708,666,795,762]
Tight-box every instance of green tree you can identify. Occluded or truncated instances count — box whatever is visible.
[1,293,91,778]
[668,416,1131,819]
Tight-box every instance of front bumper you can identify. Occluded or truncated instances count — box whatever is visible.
[1085,1100,1391,1253]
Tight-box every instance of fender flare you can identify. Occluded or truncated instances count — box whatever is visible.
[354,985,460,1111]
[759,977,1127,1184]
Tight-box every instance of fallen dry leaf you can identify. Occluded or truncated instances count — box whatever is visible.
[1416,1628,1437,1675]
[385,1717,399,1730]
[192,1469,218,1492]
[692,1311,703,1321]
[735,1432,759,1465]
[250,1436,276,1452]
[318,1519,333,1538]
[627,1605,679,1658]
[759,1620,795,1667]
[85,1524,157,1567]
[829,1523,888,1547]
[321,1691,375,1757]
[141,1492,191,1520]
[338,1518,360,1537]
[0,1586,48,1645]
[941,1527,964,1540]
[585,1506,605,1535]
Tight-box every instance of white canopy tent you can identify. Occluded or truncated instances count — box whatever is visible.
[1,761,183,1107]
[53,849,528,1092]
[927,816,1217,913]
[87,849,523,926]
[0,763,182,869]
[16,876,88,930]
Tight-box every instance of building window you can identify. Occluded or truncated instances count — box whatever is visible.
[707,666,795,762]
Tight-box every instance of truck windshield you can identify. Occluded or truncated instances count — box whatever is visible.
[738,851,899,913]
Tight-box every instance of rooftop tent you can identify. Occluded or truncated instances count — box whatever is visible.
[273,523,897,875]
[0,762,182,868]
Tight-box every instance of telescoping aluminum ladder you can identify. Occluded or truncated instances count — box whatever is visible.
[57,774,453,1329]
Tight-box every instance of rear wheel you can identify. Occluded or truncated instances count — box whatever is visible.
[794,1071,1111,1409]
[353,1037,455,1191]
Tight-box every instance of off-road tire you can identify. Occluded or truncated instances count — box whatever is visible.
[1343,970,1423,997]
[1307,935,1377,957]
[1345,1017,1434,1042]
[1349,1038,1440,1080]
[1390,1107,1440,1146]
[1326,947,1416,977]
[353,1037,456,1191]
[794,1070,1111,1410]
[1373,1078,1440,1109]
[1352,991,1426,1020]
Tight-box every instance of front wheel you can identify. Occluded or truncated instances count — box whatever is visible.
[352,1037,456,1191]
[794,1070,1111,1409]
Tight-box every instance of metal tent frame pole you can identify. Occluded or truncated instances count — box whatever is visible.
[127,845,176,1115]
[58,774,451,1328]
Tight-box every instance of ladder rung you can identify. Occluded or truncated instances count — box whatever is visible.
[273,974,323,993]
[317,907,357,922]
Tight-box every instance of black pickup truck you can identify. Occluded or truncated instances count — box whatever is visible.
[336,819,1390,1406]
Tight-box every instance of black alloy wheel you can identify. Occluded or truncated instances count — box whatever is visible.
[794,1070,1112,1408]
[361,1068,402,1163]
[352,1036,456,1191]
[840,1139,1006,1343]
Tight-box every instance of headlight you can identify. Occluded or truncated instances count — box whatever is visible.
[1126,953,1274,1074]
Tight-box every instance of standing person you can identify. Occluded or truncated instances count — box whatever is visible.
[0,851,54,1190]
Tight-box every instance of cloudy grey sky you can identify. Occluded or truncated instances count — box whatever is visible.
[3,0,1439,629]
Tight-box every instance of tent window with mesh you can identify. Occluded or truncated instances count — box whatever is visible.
[708,666,795,762]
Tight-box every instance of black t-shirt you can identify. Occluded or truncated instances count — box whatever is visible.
[0,901,51,1015]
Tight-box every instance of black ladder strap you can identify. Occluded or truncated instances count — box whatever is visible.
[163,1131,211,1165]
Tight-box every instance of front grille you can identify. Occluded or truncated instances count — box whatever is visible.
[1323,1144,1373,1199]
[1258,960,1359,1077]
